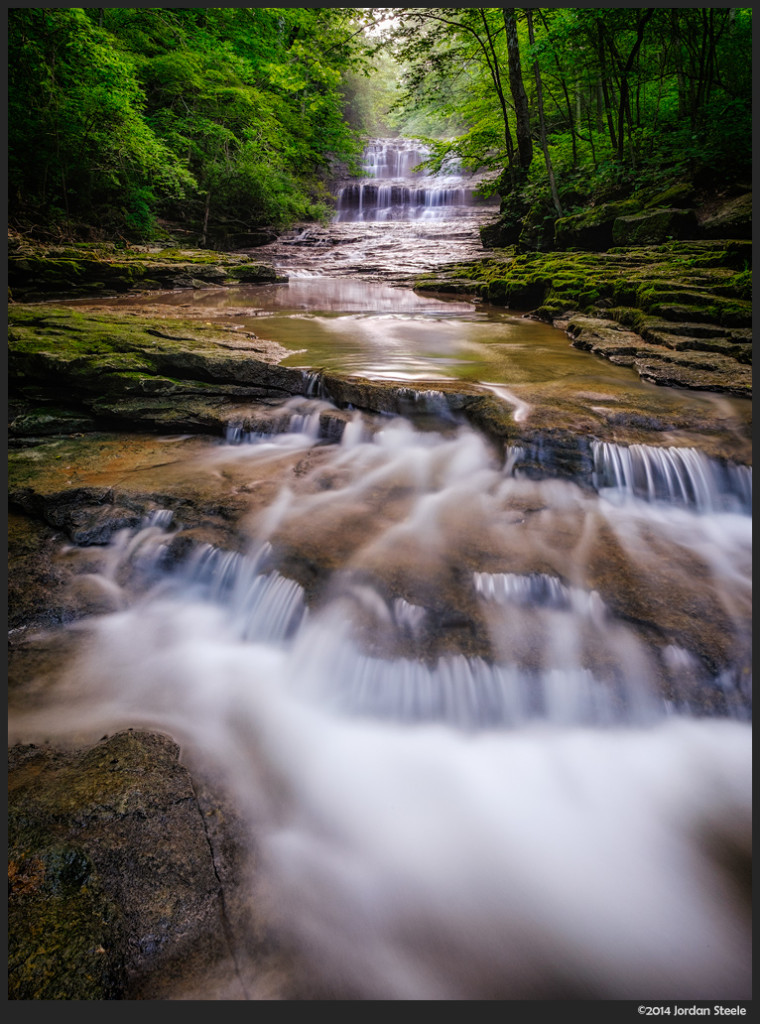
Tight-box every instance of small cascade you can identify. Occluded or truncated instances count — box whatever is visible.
[336,137,482,223]
[474,571,607,621]
[301,369,327,399]
[158,539,308,644]
[592,441,752,514]
[396,387,458,422]
[225,396,330,446]
[393,598,427,634]
[10,390,751,1001]
[296,643,651,730]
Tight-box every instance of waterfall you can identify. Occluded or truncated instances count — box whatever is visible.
[225,396,332,446]
[336,138,480,223]
[592,441,752,513]
[10,401,751,999]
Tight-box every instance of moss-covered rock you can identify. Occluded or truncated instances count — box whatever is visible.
[518,201,556,252]
[642,183,696,210]
[554,200,642,250]
[480,191,530,249]
[409,241,751,396]
[8,306,311,435]
[8,730,252,999]
[8,244,286,301]
[612,208,698,247]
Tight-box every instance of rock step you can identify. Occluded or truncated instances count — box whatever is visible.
[566,316,752,397]
[641,329,752,364]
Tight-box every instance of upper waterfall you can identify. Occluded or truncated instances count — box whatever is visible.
[335,138,485,223]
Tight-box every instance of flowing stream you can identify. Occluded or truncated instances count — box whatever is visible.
[10,139,752,1000]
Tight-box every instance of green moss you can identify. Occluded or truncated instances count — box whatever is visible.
[555,199,643,250]
[432,245,751,364]
[642,183,695,209]
[8,884,125,999]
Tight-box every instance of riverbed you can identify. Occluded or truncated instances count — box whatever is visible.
[9,191,752,1000]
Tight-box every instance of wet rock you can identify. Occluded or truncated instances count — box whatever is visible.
[7,731,259,999]
[7,513,97,631]
[8,306,311,435]
[583,519,750,697]
[321,373,481,419]
[9,398,99,439]
[565,314,752,397]
[7,433,262,553]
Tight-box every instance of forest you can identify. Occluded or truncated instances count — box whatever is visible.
[8,7,753,243]
[8,7,753,1005]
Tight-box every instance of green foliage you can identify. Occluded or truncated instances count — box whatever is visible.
[9,7,373,241]
[383,7,752,215]
[10,7,752,242]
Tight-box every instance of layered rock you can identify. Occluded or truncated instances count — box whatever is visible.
[413,241,751,397]
[8,241,285,302]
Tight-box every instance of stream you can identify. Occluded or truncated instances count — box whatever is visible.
[9,140,752,1000]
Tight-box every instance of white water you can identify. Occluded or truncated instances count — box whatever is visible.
[11,408,752,1000]
[335,138,493,223]
[592,441,752,514]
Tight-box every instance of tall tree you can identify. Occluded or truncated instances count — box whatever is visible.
[502,8,532,178]
[526,10,561,217]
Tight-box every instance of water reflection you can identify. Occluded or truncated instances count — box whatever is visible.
[97,279,752,452]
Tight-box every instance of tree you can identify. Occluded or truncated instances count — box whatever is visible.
[8,7,375,239]
[388,8,534,187]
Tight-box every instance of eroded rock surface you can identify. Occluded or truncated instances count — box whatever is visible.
[8,729,298,1000]
[413,241,751,397]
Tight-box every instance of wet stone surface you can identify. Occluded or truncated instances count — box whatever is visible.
[7,220,752,1000]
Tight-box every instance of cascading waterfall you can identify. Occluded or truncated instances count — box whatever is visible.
[335,138,481,223]
[10,398,751,999]
[592,440,752,513]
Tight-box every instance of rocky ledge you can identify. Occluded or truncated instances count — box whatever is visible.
[9,304,751,467]
[413,240,751,398]
[8,240,286,302]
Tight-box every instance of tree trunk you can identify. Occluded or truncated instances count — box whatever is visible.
[597,25,618,152]
[537,11,577,167]
[614,10,654,161]
[477,9,517,188]
[202,191,211,247]
[526,11,562,218]
[502,9,533,175]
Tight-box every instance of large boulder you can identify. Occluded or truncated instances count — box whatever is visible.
[554,200,642,251]
[612,208,698,247]
[480,190,530,249]
[518,201,556,252]
[699,193,752,240]
[480,216,522,249]
[8,730,260,999]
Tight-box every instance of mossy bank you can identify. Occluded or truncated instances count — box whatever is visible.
[8,240,286,303]
[414,240,751,398]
